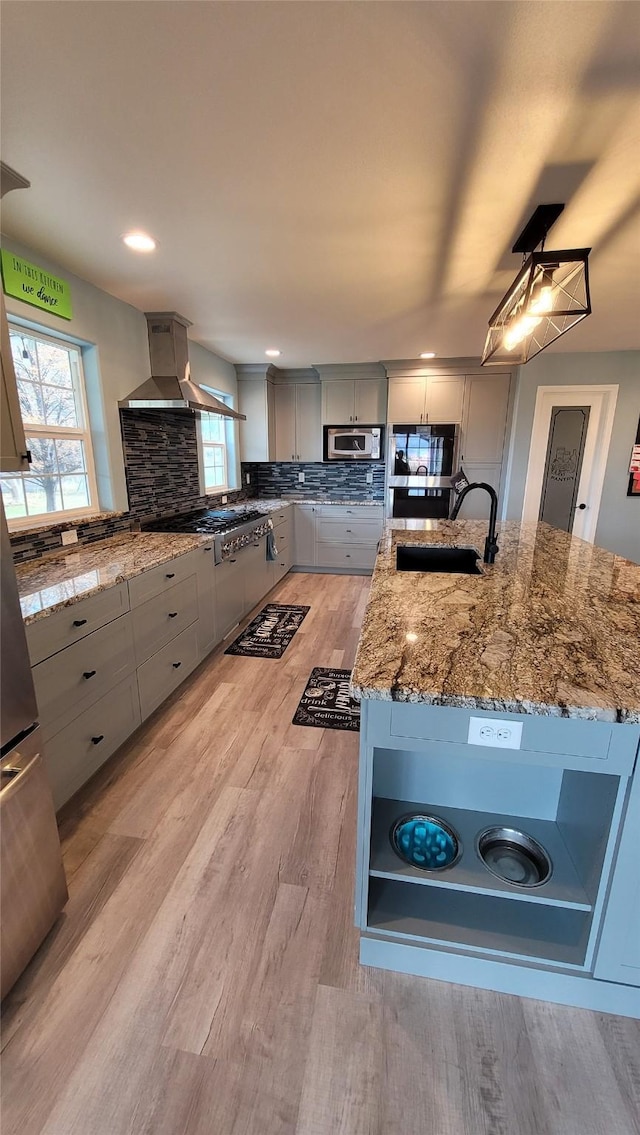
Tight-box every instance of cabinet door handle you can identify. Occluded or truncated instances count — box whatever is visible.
[168,611,178,618]
[346,529,352,533]
[291,453,295,460]
[91,735,104,745]
[166,572,175,579]
[346,554,351,558]
[73,618,87,627]
[83,670,96,680]
[229,558,237,563]
[204,546,212,551]
[172,661,182,669]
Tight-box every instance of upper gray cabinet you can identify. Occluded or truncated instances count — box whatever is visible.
[237,377,276,463]
[1,293,29,473]
[387,375,465,424]
[274,382,322,462]
[460,374,512,464]
[322,378,387,424]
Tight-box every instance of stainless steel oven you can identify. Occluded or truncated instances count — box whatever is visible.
[324,425,383,461]
[387,423,459,518]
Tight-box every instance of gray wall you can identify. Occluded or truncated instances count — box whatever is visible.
[505,351,640,563]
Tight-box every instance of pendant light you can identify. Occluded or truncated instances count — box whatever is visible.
[481,204,591,366]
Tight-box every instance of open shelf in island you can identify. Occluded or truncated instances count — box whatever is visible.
[370,797,593,911]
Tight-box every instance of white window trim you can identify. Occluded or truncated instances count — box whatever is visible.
[197,387,236,495]
[5,324,100,529]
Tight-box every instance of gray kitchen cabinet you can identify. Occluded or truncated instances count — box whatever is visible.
[132,577,199,667]
[293,505,316,567]
[241,537,270,614]
[274,383,321,462]
[594,770,640,986]
[237,378,276,463]
[387,376,464,424]
[453,463,502,519]
[214,555,245,639]
[26,581,130,666]
[33,612,136,740]
[137,623,200,721]
[322,378,387,424]
[43,673,141,811]
[461,374,512,464]
[0,292,29,473]
[192,543,217,658]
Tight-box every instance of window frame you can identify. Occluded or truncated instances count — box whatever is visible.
[3,323,99,529]
[197,388,234,495]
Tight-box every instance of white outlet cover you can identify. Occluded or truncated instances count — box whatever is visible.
[468,716,523,749]
[221,494,228,504]
[61,529,78,545]
[298,472,305,482]
[366,472,373,484]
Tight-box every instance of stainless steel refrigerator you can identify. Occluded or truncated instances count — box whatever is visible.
[0,499,67,1000]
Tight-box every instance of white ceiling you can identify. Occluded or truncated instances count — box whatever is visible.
[1,1,639,368]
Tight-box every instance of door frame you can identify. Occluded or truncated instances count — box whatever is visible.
[521,384,618,543]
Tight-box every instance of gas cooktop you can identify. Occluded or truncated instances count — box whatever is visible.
[143,508,264,535]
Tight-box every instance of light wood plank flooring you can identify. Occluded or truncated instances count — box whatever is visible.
[2,572,639,1135]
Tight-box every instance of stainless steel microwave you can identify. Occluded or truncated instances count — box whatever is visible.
[324,425,383,461]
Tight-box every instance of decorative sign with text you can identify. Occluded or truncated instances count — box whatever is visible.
[0,250,72,319]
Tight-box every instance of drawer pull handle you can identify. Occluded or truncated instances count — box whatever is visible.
[204,546,212,551]
[346,529,352,533]
[91,735,104,745]
[73,618,87,627]
[229,558,237,563]
[172,661,182,669]
[168,611,178,618]
[83,670,96,680]
[166,572,176,579]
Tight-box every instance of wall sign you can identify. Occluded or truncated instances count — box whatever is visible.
[628,419,640,498]
[0,249,72,320]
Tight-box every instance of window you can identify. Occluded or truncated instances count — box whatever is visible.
[200,413,228,492]
[198,387,236,494]
[1,326,98,524]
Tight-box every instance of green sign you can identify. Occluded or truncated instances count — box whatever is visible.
[0,249,72,320]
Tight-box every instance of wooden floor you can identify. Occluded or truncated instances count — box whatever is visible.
[2,572,639,1135]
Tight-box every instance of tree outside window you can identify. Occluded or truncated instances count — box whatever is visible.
[1,328,97,523]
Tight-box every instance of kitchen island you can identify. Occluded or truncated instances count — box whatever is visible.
[351,520,640,1015]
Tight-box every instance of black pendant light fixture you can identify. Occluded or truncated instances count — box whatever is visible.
[481,204,591,366]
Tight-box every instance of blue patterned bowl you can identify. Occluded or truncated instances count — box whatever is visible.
[390,814,461,872]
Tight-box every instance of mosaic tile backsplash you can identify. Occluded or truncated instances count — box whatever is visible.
[241,461,385,501]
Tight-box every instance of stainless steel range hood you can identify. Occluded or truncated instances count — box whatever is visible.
[119,312,245,420]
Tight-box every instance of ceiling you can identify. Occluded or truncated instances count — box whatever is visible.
[1,1,639,368]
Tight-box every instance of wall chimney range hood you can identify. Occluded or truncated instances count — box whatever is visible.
[119,312,245,420]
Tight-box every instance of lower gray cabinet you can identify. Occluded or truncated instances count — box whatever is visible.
[132,576,198,666]
[137,623,199,721]
[242,538,270,614]
[214,556,245,639]
[594,771,640,987]
[43,673,141,810]
[293,505,316,566]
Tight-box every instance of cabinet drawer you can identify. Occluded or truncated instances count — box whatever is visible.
[34,614,135,740]
[316,544,378,570]
[272,508,291,529]
[26,582,130,665]
[314,505,383,521]
[44,673,141,811]
[317,517,383,544]
[132,576,198,666]
[387,703,638,775]
[128,550,200,609]
[137,623,199,721]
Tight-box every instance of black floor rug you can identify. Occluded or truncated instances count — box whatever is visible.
[224,603,310,659]
[292,668,361,732]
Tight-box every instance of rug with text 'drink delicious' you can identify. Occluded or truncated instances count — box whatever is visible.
[224,603,310,659]
[292,668,360,731]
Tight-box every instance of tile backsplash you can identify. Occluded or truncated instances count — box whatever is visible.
[241,461,385,500]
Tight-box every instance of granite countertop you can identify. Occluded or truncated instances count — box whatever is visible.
[17,531,211,625]
[351,520,640,723]
[242,498,383,509]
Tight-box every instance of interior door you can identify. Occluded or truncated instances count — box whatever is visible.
[538,406,590,533]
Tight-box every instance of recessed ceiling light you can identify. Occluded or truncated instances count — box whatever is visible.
[420,352,436,359]
[265,349,281,357]
[122,231,156,252]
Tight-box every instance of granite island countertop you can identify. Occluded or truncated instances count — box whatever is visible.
[351,519,640,723]
[16,531,212,624]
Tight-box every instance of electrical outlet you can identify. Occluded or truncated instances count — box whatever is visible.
[366,471,373,484]
[298,472,305,483]
[467,716,522,749]
[61,529,78,546]
[221,494,228,504]
[245,472,251,485]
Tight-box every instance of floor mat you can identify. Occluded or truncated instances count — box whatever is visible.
[224,603,310,658]
[292,667,361,731]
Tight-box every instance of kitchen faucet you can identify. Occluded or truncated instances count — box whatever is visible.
[449,482,500,564]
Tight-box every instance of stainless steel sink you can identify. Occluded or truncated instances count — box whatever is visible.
[396,545,482,574]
